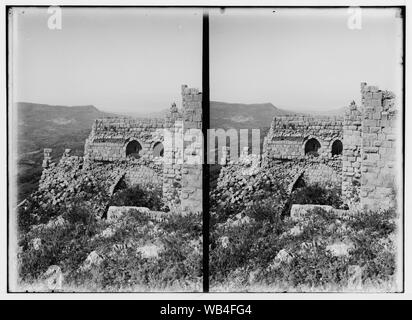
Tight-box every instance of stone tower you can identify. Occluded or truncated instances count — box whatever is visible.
[162,85,203,213]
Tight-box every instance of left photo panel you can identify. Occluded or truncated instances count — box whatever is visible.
[7,7,203,292]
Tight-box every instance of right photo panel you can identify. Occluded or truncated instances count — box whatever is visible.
[208,8,404,292]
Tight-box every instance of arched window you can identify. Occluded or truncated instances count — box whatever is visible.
[304,138,321,156]
[125,140,142,158]
[331,139,343,156]
[153,142,164,157]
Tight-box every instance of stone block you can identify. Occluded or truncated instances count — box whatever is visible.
[290,204,347,220]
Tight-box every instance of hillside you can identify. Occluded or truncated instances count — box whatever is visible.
[14,102,116,202]
[120,108,170,119]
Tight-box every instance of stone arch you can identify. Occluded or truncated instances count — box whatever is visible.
[288,171,306,194]
[125,139,142,158]
[152,141,164,157]
[304,138,321,156]
[331,139,343,156]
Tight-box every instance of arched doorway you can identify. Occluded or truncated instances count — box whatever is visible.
[153,142,164,157]
[304,138,321,156]
[331,139,343,156]
[125,140,142,158]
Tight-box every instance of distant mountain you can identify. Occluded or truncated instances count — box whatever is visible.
[119,108,170,119]
[307,106,346,116]
[210,101,296,130]
[14,102,117,202]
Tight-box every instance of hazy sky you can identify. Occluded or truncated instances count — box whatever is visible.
[11,8,202,113]
[210,8,403,112]
[11,8,403,114]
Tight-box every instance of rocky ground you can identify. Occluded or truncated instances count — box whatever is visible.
[209,157,400,292]
[15,157,201,292]
[17,208,202,292]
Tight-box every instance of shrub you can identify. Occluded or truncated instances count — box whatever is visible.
[289,183,344,208]
[109,185,163,211]
[18,190,202,291]
[18,202,102,281]
[210,205,398,291]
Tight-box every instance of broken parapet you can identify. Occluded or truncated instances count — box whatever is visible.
[62,148,71,157]
[42,148,53,168]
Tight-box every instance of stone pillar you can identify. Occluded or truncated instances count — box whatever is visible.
[360,84,397,210]
[342,100,362,204]
[181,85,203,213]
[162,116,183,209]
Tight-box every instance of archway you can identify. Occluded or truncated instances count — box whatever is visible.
[153,142,164,157]
[304,138,321,156]
[125,140,142,158]
[331,139,343,156]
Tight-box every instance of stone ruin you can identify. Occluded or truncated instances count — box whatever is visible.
[217,82,400,212]
[39,82,400,214]
[39,84,203,214]
[261,82,400,210]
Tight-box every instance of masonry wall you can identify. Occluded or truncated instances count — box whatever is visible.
[162,116,184,208]
[262,115,344,190]
[359,83,398,209]
[342,101,363,204]
[162,85,202,213]
[84,118,165,162]
[263,115,343,161]
[40,84,202,215]
[124,165,162,189]
[181,85,203,213]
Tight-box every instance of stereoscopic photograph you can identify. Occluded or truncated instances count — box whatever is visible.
[8,7,203,292]
[7,5,405,295]
[208,8,404,292]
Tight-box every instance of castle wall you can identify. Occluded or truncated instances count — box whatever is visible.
[342,101,363,204]
[263,158,342,191]
[263,115,343,160]
[162,117,184,208]
[162,85,203,213]
[84,118,165,162]
[124,165,162,189]
[263,83,400,211]
[40,84,202,215]
[262,115,343,191]
[358,83,399,210]
[181,85,203,213]
[302,160,342,187]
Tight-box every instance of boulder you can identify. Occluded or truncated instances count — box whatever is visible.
[290,204,347,220]
[43,265,63,290]
[137,243,163,259]
[326,240,354,257]
[348,265,363,290]
[107,206,150,221]
[80,251,103,272]
[267,249,293,271]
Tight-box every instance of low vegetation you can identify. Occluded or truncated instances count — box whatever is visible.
[16,185,202,292]
[210,182,399,292]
